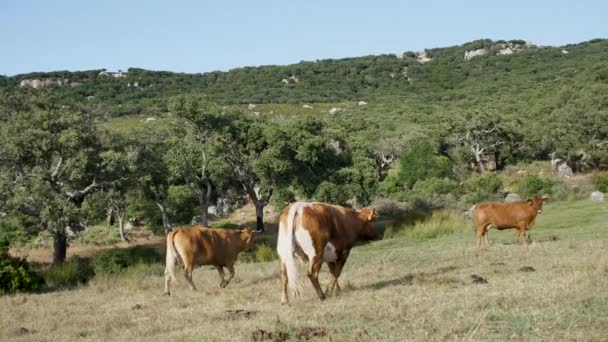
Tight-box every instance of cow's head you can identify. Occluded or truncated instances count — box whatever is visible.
[241,227,256,252]
[357,208,379,241]
[528,195,549,213]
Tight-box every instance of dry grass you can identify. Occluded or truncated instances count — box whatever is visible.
[1,200,607,341]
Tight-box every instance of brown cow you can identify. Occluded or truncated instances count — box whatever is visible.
[473,195,549,248]
[276,202,378,304]
[164,226,255,295]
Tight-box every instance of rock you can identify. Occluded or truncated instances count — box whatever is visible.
[498,48,514,55]
[561,49,569,54]
[591,191,605,201]
[358,101,367,106]
[505,193,522,203]
[247,104,256,110]
[464,205,476,219]
[416,51,432,63]
[516,170,527,175]
[464,48,489,60]
[471,274,488,284]
[556,163,573,178]
[329,107,342,114]
[20,78,69,89]
[302,104,313,109]
[519,266,536,272]
[208,206,218,216]
[145,117,157,123]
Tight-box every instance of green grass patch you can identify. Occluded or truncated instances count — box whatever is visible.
[384,209,469,241]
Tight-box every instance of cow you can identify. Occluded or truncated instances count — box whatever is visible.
[163,226,255,295]
[473,195,549,248]
[276,202,378,304]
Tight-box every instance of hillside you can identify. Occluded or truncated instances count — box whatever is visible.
[2,38,607,118]
[1,199,606,340]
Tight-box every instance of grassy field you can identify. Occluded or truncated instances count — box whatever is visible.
[1,199,607,341]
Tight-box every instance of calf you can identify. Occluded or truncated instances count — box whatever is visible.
[164,226,255,295]
[473,195,548,248]
[276,202,378,304]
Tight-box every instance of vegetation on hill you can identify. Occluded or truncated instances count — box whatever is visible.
[1,38,607,266]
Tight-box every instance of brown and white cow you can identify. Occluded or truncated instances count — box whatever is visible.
[473,195,549,248]
[164,226,255,295]
[276,202,378,304]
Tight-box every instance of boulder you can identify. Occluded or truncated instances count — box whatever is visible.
[464,205,476,219]
[247,104,256,110]
[561,50,569,54]
[504,193,522,203]
[556,163,573,178]
[145,117,157,123]
[591,191,605,201]
[329,108,342,114]
[416,51,432,63]
[302,104,313,109]
[464,48,489,60]
[358,101,367,106]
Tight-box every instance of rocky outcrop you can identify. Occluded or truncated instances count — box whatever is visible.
[358,101,367,106]
[329,107,342,114]
[504,193,522,203]
[281,74,299,84]
[20,78,69,89]
[591,191,605,201]
[416,51,432,63]
[464,48,489,60]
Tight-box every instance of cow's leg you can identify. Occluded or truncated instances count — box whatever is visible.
[280,262,289,305]
[215,266,227,288]
[515,229,521,245]
[164,247,177,296]
[184,264,197,291]
[520,224,528,247]
[476,225,484,249]
[326,250,350,296]
[483,228,491,249]
[307,256,325,301]
[223,265,235,288]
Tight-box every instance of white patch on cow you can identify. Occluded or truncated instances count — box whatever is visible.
[294,226,316,261]
[323,242,338,262]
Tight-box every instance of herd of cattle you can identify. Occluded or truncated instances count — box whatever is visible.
[163,195,549,302]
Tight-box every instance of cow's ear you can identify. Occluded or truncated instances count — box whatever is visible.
[368,210,376,221]
[527,199,533,205]
[542,196,549,203]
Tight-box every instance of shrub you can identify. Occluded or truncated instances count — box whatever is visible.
[464,172,503,204]
[408,177,461,207]
[398,142,453,188]
[75,225,122,246]
[0,254,44,294]
[591,171,608,192]
[90,247,162,275]
[385,210,468,240]
[168,185,197,225]
[513,175,555,198]
[209,220,240,229]
[255,244,278,262]
[42,257,94,289]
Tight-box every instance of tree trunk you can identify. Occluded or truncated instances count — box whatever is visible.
[156,202,172,233]
[198,195,209,227]
[473,145,486,173]
[52,233,67,265]
[254,200,265,233]
[106,207,115,227]
[117,209,127,242]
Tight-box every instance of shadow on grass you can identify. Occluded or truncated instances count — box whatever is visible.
[358,265,460,291]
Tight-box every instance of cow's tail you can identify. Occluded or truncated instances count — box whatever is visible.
[277,202,305,298]
[165,230,183,286]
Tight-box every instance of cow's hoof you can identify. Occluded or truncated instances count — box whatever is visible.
[163,292,170,296]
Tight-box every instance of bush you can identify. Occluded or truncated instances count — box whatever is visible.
[42,257,94,289]
[591,171,608,192]
[255,244,278,262]
[75,225,122,246]
[385,210,468,240]
[209,220,240,229]
[408,177,461,207]
[168,185,197,225]
[0,254,44,294]
[513,175,555,198]
[90,247,162,275]
[398,142,453,188]
[464,172,503,204]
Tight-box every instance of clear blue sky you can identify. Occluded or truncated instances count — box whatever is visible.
[1,0,606,76]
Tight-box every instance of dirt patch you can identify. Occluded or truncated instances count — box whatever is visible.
[471,274,488,284]
[251,328,289,341]
[296,327,327,340]
[251,326,327,341]
[491,262,506,266]
[519,266,536,272]
[12,327,35,336]
[131,304,143,310]
[226,309,257,320]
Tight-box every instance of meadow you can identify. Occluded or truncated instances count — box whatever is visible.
[1,199,606,341]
